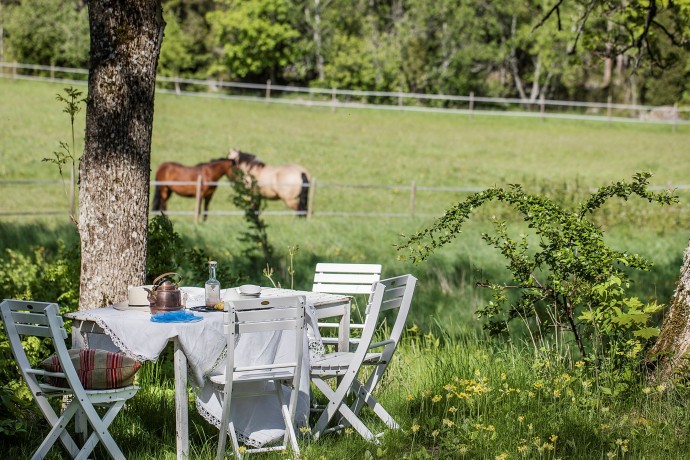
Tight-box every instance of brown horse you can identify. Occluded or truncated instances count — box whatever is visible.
[227,148,310,216]
[152,158,236,221]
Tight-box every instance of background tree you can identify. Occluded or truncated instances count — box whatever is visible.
[4,0,89,67]
[78,0,164,309]
[157,0,214,78]
[207,0,301,82]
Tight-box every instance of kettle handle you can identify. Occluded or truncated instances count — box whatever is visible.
[152,272,182,287]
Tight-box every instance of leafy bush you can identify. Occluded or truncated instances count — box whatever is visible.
[398,172,677,364]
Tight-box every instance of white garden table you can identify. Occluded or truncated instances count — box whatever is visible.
[66,287,350,460]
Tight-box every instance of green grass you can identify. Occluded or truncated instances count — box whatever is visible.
[2,78,690,216]
[2,78,690,458]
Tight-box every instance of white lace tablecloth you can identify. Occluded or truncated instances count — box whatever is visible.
[69,287,326,448]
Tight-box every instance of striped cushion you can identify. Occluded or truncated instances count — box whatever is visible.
[40,349,141,389]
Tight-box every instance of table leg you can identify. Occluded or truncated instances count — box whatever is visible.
[174,338,189,460]
[337,303,351,353]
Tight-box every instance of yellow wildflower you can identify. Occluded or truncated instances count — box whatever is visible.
[432,394,442,403]
[442,418,454,427]
[432,429,439,438]
[406,394,414,401]
[448,406,458,413]
[517,416,525,423]
[411,424,420,433]
[550,434,558,442]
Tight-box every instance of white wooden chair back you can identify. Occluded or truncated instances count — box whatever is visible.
[214,295,306,460]
[312,263,382,350]
[310,274,417,442]
[312,263,382,295]
[0,299,138,460]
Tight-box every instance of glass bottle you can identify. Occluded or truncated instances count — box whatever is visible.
[205,260,221,307]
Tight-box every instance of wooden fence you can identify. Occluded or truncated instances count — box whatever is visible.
[2,179,689,222]
[1,61,689,127]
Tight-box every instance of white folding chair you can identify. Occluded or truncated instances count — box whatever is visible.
[312,263,382,351]
[0,299,139,460]
[310,274,417,442]
[211,295,306,460]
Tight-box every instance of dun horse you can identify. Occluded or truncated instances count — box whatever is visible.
[227,148,310,216]
[152,158,235,221]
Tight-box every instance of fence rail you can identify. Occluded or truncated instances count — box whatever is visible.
[2,61,688,127]
[2,179,689,221]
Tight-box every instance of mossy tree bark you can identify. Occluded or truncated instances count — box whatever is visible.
[647,238,690,380]
[78,0,164,310]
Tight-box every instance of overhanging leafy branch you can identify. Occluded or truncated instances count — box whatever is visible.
[397,172,678,359]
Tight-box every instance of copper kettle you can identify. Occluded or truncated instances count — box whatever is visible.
[146,272,183,314]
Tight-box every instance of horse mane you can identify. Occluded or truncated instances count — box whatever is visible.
[235,150,265,168]
[195,157,231,167]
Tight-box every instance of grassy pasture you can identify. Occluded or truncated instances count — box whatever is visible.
[1,78,689,332]
[2,78,690,217]
[2,79,690,458]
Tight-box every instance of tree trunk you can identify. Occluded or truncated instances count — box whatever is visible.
[78,0,164,310]
[647,238,690,380]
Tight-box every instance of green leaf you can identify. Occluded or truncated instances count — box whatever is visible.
[633,327,660,339]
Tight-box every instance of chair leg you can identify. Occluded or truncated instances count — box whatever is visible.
[76,400,128,460]
[350,379,399,429]
[32,398,81,460]
[74,400,127,460]
[276,382,300,458]
[311,375,378,442]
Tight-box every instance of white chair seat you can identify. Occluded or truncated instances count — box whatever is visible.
[310,352,383,374]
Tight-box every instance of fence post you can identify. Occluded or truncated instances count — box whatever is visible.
[469,92,474,118]
[607,95,612,123]
[331,88,337,112]
[12,61,17,79]
[194,175,202,225]
[673,102,678,133]
[540,93,545,122]
[50,64,55,80]
[409,180,416,219]
[307,177,316,219]
[398,89,403,109]
[174,76,180,95]
[265,79,271,102]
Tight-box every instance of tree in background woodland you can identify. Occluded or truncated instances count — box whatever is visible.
[2,0,688,105]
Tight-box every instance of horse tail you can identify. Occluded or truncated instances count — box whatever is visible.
[297,172,309,217]
[152,185,162,211]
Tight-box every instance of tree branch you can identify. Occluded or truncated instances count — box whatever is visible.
[532,0,565,32]
[567,0,597,55]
